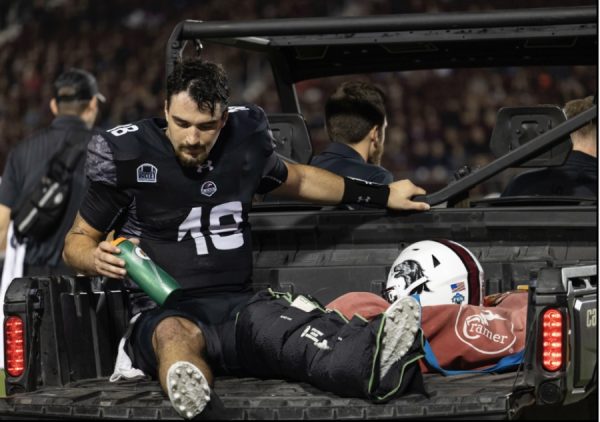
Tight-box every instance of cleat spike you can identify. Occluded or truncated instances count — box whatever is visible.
[167,361,212,419]
[379,297,421,379]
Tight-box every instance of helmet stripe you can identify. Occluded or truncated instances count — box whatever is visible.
[435,239,481,305]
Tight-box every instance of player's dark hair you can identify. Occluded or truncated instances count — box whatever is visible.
[325,81,386,144]
[166,58,230,115]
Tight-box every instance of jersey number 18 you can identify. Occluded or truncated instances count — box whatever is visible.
[177,201,244,255]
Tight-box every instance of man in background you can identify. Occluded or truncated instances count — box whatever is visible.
[502,96,597,198]
[311,81,394,185]
[0,68,104,276]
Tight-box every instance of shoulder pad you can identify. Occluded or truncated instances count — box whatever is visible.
[103,119,160,160]
[226,104,268,135]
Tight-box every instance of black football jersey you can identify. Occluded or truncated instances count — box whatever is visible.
[81,105,287,294]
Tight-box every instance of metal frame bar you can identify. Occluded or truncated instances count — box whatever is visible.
[176,7,595,38]
[165,6,596,77]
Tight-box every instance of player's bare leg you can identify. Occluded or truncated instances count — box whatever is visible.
[153,316,212,419]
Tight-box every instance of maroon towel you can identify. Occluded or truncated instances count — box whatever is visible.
[327,291,527,372]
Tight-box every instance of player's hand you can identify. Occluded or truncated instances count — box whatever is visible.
[387,180,430,211]
[93,238,140,279]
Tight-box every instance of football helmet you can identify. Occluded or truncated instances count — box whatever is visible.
[383,240,483,306]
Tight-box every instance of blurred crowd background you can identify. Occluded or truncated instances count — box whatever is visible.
[0,0,596,195]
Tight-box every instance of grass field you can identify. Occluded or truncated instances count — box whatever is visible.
[0,370,5,397]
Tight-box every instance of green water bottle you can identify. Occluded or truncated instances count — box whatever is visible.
[111,237,182,307]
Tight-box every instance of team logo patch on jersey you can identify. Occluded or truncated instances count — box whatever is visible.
[201,181,217,197]
[137,164,158,183]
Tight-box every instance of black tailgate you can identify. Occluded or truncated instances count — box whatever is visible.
[0,373,523,420]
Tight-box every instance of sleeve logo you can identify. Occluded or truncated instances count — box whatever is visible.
[136,164,158,183]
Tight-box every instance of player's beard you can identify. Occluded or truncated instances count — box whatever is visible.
[176,146,209,167]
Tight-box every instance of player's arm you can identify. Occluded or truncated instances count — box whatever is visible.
[272,162,430,211]
[0,204,10,253]
[64,132,135,278]
[63,213,127,278]
[0,204,10,252]
[62,179,134,279]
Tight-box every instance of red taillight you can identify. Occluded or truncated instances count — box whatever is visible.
[5,316,25,377]
[541,309,563,372]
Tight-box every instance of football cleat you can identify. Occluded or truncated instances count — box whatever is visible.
[166,361,211,419]
[379,296,421,379]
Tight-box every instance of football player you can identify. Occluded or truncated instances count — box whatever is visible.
[63,58,430,418]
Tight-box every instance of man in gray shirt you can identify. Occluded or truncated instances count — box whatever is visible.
[0,68,105,275]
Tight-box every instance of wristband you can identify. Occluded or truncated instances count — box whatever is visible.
[341,177,390,207]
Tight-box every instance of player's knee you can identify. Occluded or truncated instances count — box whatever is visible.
[153,316,203,347]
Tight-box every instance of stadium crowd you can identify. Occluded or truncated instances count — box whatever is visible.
[0,0,596,194]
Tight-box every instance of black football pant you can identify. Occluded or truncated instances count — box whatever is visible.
[230,289,425,402]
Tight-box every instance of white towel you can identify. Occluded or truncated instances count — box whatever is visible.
[0,222,26,369]
[109,313,148,382]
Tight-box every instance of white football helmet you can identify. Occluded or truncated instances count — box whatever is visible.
[383,240,484,306]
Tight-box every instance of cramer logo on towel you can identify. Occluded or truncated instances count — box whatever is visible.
[455,308,517,355]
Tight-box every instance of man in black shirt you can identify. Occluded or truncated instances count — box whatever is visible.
[502,96,597,198]
[311,81,394,185]
[63,59,429,418]
[0,68,105,275]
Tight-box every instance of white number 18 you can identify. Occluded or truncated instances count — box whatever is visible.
[177,201,244,255]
